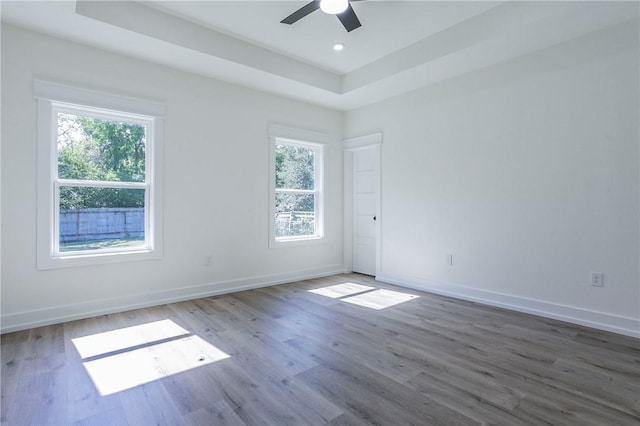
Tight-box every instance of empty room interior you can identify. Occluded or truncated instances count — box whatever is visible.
[1,0,639,425]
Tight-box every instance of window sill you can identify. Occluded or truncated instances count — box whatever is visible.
[37,248,162,270]
[270,236,325,249]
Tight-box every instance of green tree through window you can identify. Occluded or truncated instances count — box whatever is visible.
[274,142,320,239]
[57,113,146,209]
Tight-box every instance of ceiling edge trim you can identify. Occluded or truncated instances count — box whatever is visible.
[75,0,342,94]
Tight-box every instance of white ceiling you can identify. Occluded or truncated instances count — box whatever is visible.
[2,1,638,110]
[147,1,501,74]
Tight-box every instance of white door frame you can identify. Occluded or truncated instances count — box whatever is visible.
[343,133,382,277]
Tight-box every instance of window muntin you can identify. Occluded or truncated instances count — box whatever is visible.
[52,106,154,256]
[272,138,323,243]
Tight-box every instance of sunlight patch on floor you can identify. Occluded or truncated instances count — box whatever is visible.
[308,283,419,310]
[82,335,229,395]
[342,289,419,310]
[72,320,230,396]
[308,282,374,298]
[72,319,190,359]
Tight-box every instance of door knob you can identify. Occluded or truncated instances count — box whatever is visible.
[373,216,376,221]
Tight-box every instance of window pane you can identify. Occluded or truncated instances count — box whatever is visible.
[275,144,315,190]
[57,113,146,182]
[275,193,315,238]
[59,186,145,252]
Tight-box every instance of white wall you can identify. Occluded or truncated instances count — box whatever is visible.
[345,20,640,336]
[1,25,344,332]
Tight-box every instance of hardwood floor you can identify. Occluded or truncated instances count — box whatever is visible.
[1,273,639,425]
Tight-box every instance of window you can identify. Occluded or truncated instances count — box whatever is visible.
[35,81,164,269]
[269,125,326,247]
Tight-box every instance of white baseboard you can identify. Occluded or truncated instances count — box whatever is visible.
[1,265,344,334]
[376,273,640,338]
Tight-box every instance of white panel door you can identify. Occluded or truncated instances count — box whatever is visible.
[352,146,378,276]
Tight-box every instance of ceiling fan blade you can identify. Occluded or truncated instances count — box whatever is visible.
[336,3,361,32]
[281,1,321,25]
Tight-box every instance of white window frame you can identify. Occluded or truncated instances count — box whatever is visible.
[35,80,164,270]
[269,124,327,248]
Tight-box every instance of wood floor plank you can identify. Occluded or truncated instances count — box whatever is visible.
[325,412,373,426]
[513,391,639,426]
[119,381,185,426]
[404,371,540,426]
[457,338,640,417]
[288,335,480,426]
[211,329,343,423]
[275,309,425,384]
[2,354,68,425]
[0,332,28,405]
[184,399,246,426]
[160,366,226,416]
[72,406,129,426]
[1,273,639,425]
[209,361,311,426]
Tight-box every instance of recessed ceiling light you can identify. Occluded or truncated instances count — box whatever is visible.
[333,43,345,51]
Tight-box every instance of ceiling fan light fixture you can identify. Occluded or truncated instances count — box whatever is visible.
[320,0,349,15]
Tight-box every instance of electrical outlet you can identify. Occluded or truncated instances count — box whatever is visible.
[205,255,213,267]
[446,254,453,266]
[590,272,603,287]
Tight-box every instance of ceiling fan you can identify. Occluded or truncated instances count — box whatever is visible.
[281,0,363,32]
